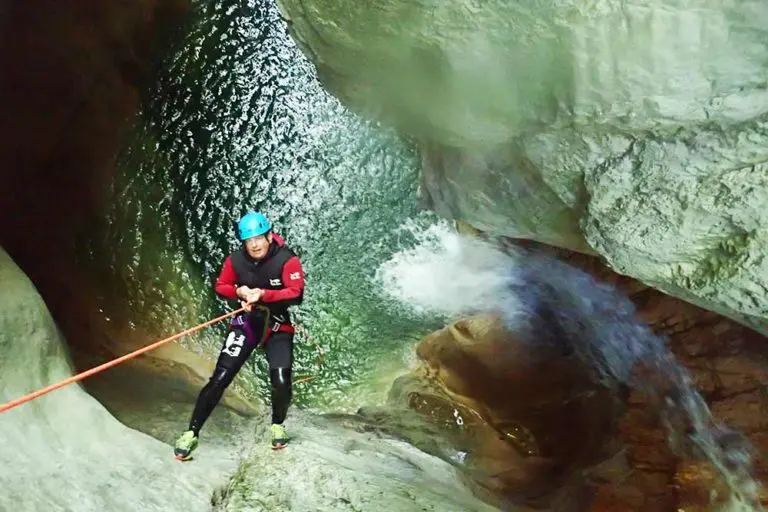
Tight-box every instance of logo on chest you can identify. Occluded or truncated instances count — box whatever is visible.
[269,279,282,286]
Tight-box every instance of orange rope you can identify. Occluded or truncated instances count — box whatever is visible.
[0,306,325,414]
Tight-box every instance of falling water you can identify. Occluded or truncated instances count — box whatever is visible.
[375,224,764,510]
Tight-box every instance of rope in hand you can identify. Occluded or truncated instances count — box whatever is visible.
[0,306,325,414]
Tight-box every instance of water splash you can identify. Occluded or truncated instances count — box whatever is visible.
[375,225,763,509]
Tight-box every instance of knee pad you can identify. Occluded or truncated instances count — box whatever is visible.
[270,368,293,406]
[211,366,235,390]
[270,367,292,393]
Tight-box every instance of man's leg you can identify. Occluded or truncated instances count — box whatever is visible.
[265,331,294,448]
[174,326,256,460]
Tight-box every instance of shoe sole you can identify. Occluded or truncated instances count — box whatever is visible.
[174,445,196,461]
[271,442,288,450]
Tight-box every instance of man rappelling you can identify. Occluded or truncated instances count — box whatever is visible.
[174,211,305,460]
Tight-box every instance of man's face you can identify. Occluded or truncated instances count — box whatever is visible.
[244,232,272,260]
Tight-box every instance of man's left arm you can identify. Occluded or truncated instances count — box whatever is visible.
[259,256,304,306]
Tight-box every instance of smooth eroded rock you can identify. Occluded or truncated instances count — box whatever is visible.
[276,0,768,334]
[212,411,501,512]
[0,246,238,512]
[356,314,626,511]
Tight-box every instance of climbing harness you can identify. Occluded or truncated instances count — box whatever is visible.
[0,306,324,414]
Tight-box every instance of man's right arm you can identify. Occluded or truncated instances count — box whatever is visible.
[214,256,240,300]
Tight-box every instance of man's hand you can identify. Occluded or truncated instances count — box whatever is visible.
[236,285,251,301]
[246,288,264,303]
[238,287,264,312]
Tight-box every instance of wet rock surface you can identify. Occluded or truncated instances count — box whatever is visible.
[0,245,246,512]
[212,411,501,512]
[366,314,625,511]
[275,0,768,335]
[408,234,768,511]
[0,0,190,362]
[514,237,768,510]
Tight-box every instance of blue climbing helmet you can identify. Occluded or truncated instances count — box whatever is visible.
[237,211,272,241]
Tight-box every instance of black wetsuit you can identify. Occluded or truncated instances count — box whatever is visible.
[187,234,304,435]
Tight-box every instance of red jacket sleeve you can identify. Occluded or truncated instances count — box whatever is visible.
[260,256,304,304]
[214,256,239,300]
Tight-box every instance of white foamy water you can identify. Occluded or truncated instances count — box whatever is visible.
[374,222,523,320]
